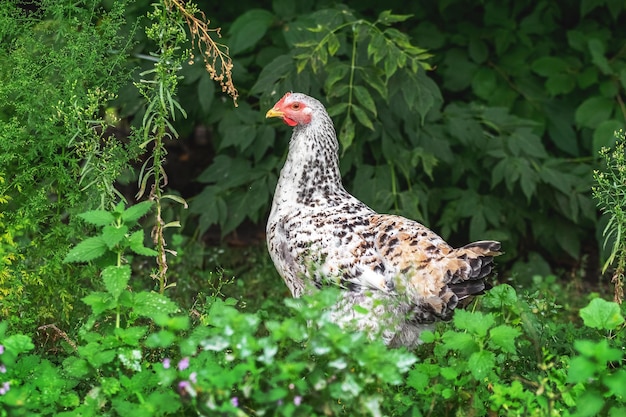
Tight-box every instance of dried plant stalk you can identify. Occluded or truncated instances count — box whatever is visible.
[167,0,238,106]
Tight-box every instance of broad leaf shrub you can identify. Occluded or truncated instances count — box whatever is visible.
[185,0,626,272]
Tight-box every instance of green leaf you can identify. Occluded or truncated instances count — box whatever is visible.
[579,298,624,330]
[441,330,479,355]
[610,407,626,417]
[228,9,274,55]
[407,365,437,392]
[468,350,495,380]
[145,330,177,348]
[102,265,131,300]
[78,210,115,227]
[545,74,576,95]
[588,38,613,75]
[531,56,569,76]
[121,201,153,224]
[197,155,252,187]
[592,120,623,154]
[353,85,377,116]
[327,32,340,56]
[518,162,539,201]
[472,67,497,99]
[339,115,355,151]
[488,325,521,354]
[327,102,349,118]
[419,330,435,343]
[540,165,574,194]
[82,291,116,315]
[1,334,34,358]
[63,357,90,378]
[491,159,507,187]
[128,229,158,256]
[101,225,128,250]
[567,356,596,383]
[574,339,622,363]
[580,0,603,17]
[604,369,626,398]
[572,391,605,417]
[578,67,599,89]
[89,349,116,368]
[250,54,293,95]
[361,68,387,100]
[197,73,215,113]
[64,236,108,263]
[453,309,494,337]
[575,96,615,129]
[468,38,488,64]
[352,104,374,130]
[440,366,459,381]
[115,326,148,347]
[482,284,518,309]
[324,63,349,93]
[220,177,269,235]
[377,10,413,25]
[367,31,387,64]
[383,45,400,79]
[133,292,179,318]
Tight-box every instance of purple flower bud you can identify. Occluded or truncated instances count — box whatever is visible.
[189,371,197,383]
[0,381,9,395]
[177,380,197,398]
[162,358,171,369]
[177,357,189,371]
[0,345,4,355]
[0,365,6,374]
[231,397,239,407]
[294,395,302,406]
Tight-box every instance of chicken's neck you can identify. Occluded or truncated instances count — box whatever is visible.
[275,120,346,207]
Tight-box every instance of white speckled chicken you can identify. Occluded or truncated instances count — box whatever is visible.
[265,92,501,348]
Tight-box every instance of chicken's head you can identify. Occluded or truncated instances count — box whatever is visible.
[265,92,315,127]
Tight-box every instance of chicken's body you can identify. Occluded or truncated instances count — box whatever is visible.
[266,92,501,347]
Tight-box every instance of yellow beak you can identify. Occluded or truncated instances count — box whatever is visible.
[265,108,284,118]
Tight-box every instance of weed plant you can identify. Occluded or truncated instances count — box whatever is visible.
[593,130,626,303]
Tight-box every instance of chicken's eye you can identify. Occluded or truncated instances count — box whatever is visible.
[291,103,301,110]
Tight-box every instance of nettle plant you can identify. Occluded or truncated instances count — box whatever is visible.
[397,285,626,417]
[63,201,165,326]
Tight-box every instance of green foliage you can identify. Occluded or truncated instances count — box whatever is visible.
[0,0,136,327]
[64,201,158,329]
[3,0,626,416]
[395,285,626,417]
[2,279,626,416]
[593,130,626,302]
[64,201,156,265]
[185,0,625,269]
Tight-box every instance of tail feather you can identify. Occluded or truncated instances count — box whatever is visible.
[448,240,502,300]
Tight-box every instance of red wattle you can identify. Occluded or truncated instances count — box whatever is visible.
[283,117,297,127]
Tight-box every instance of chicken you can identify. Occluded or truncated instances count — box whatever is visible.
[265,92,501,347]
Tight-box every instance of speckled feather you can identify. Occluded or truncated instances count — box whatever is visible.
[266,92,501,347]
